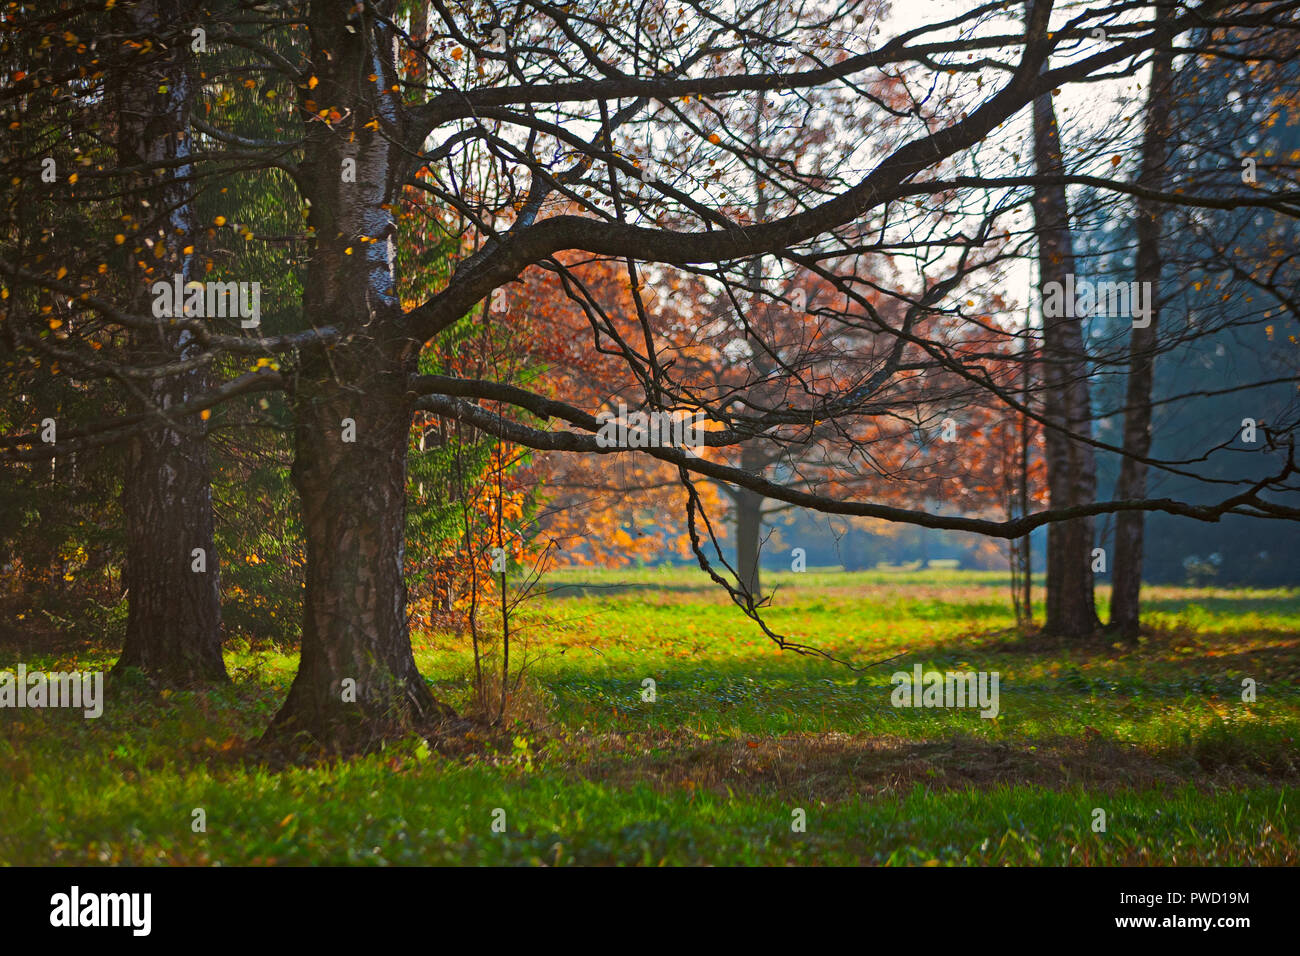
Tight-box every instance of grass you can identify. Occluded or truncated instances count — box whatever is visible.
[2,567,1298,865]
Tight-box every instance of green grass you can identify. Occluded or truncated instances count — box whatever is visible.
[2,568,1298,865]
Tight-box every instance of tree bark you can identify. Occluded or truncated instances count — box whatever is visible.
[1111,6,1175,637]
[265,4,452,750]
[269,337,451,748]
[1030,47,1101,638]
[734,485,764,599]
[113,0,226,685]
[731,92,770,604]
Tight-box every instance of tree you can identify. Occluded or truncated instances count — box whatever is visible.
[5,0,1300,752]
[111,0,227,684]
[509,258,716,569]
[1028,0,1101,637]
[1110,1,1177,637]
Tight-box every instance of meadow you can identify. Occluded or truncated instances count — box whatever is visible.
[2,567,1297,865]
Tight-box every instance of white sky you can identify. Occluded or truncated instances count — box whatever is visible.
[878,0,1155,317]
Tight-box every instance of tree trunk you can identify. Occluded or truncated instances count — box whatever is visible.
[1013,324,1033,628]
[734,486,763,599]
[113,0,226,685]
[731,93,770,604]
[1030,51,1100,638]
[265,4,452,750]
[268,338,451,749]
[1111,6,1175,637]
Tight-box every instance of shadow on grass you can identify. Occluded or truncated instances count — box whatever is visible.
[1142,595,1300,616]
[567,728,1300,803]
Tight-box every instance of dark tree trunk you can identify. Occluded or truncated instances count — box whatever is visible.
[1111,7,1175,637]
[1013,330,1033,627]
[730,94,771,604]
[113,0,226,685]
[1030,48,1100,638]
[265,3,452,750]
[118,422,226,683]
[269,338,451,748]
[734,486,763,599]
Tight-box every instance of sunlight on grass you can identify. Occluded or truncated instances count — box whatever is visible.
[2,569,1296,865]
